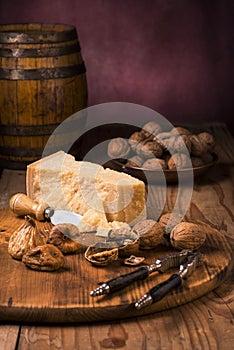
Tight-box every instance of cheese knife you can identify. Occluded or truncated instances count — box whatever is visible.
[9,193,83,226]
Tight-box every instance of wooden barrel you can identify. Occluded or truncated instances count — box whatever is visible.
[0,23,88,169]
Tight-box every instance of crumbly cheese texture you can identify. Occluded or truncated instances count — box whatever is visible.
[26,151,146,226]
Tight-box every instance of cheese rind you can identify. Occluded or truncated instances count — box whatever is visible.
[26,151,146,225]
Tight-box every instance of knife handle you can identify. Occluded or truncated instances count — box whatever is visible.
[9,193,46,221]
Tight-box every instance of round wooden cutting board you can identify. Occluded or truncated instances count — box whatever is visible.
[0,208,232,323]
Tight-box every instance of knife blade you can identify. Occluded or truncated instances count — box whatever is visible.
[9,193,82,226]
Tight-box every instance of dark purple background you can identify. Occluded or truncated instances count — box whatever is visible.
[0,0,233,132]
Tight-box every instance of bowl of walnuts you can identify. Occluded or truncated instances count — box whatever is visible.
[105,121,217,183]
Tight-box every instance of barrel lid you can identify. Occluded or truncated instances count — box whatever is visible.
[0,23,78,43]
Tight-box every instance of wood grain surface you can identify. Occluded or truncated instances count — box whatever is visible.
[0,123,234,350]
[0,207,232,323]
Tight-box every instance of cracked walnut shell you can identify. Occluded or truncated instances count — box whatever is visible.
[85,246,119,266]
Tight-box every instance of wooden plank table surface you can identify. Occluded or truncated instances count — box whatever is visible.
[0,122,234,350]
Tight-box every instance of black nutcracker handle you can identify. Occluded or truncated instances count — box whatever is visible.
[107,266,150,293]
[149,274,182,303]
[90,266,150,296]
[135,274,182,309]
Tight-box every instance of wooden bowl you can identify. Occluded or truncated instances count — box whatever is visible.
[104,153,218,184]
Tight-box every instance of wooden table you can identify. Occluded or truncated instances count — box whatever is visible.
[0,123,233,350]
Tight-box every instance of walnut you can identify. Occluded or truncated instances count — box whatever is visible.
[154,132,172,150]
[191,156,204,167]
[159,212,183,245]
[108,138,130,158]
[47,224,86,254]
[141,121,162,138]
[167,153,190,170]
[157,134,191,154]
[85,246,119,266]
[159,212,180,232]
[142,158,167,170]
[174,135,191,153]
[189,132,214,156]
[132,219,164,250]
[161,135,178,152]
[198,132,215,152]
[22,244,65,271]
[170,222,206,250]
[125,155,144,167]
[171,127,191,136]
[8,215,49,260]
[136,140,163,158]
[189,134,204,156]
[128,131,145,151]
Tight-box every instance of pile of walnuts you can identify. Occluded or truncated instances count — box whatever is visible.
[107,121,215,170]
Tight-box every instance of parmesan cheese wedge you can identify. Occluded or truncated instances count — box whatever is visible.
[26,151,146,227]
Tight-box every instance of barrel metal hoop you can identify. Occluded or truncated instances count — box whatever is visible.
[0,123,59,136]
[0,43,81,58]
[0,62,86,80]
[0,144,73,157]
[0,158,30,170]
[0,27,78,44]
[0,146,43,157]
